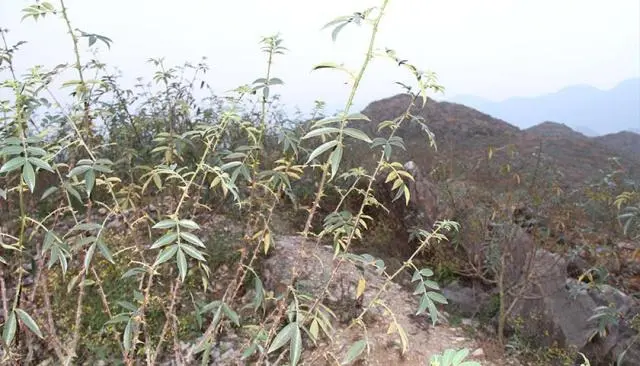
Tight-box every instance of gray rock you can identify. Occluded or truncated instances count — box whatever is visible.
[442,281,491,318]
[506,249,599,350]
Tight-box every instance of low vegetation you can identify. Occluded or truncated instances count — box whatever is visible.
[1,1,638,365]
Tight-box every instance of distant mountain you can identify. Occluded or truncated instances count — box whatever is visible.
[447,78,640,136]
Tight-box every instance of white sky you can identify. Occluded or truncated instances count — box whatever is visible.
[1,0,639,115]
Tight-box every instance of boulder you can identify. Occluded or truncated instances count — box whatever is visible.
[442,281,492,318]
[506,249,599,350]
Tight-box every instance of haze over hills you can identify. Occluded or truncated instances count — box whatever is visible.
[446,78,640,136]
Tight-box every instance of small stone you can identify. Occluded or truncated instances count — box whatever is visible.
[461,318,475,327]
[98,207,108,215]
[472,348,485,357]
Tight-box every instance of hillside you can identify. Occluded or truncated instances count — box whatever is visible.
[447,78,640,136]
[595,131,640,157]
[354,94,640,188]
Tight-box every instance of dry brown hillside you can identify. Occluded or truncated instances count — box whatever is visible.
[595,131,640,157]
[351,94,640,188]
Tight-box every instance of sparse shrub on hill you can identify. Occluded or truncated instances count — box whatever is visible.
[0,1,489,365]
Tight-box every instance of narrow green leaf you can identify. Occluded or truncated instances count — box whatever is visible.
[2,311,17,345]
[123,318,134,351]
[70,222,103,232]
[176,248,187,281]
[154,245,178,266]
[342,128,372,143]
[267,322,295,353]
[0,145,23,155]
[302,127,340,140]
[306,140,338,164]
[328,144,343,179]
[15,308,44,338]
[452,348,470,364]
[221,303,240,326]
[85,243,96,268]
[85,169,96,196]
[68,165,91,177]
[342,339,367,364]
[290,325,302,366]
[22,161,36,192]
[153,219,177,229]
[104,313,130,325]
[180,244,206,262]
[150,231,178,249]
[97,239,115,264]
[178,219,200,230]
[0,156,26,173]
[426,291,448,304]
[40,186,58,201]
[180,231,206,248]
[28,157,54,172]
[26,146,47,156]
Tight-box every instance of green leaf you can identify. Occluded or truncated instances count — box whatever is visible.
[40,186,58,201]
[180,244,206,262]
[178,219,200,230]
[70,222,102,232]
[290,325,302,366]
[302,127,340,139]
[15,308,43,338]
[117,301,138,312]
[97,239,115,264]
[342,128,372,143]
[154,245,178,266]
[220,161,243,171]
[26,146,47,156]
[426,291,448,304]
[452,348,470,365]
[121,267,146,279]
[328,144,343,179]
[0,145,23,155]
[85,243,96,268]
[342,339,366,364]
[0,156,26,173]
[345,112,370,122]
[267,322,295,353]
[150,231,178,249]
[28,157,54,172]
[22,161,36,192]
[68,165,91,177]
[104,313,130,325]
[179,231,205,248]
[85,169,96,196]
[153,219,177,229]
[123,318,134,351]
[176,248,188,281]
[2,311,17,345]
[221,303,240,326]
[306,140,338,164]
[420,268,434,277]
[64,183,82,203]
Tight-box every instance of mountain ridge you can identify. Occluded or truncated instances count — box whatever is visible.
[445,78,640,136]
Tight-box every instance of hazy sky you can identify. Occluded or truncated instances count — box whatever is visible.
[1,0,639,114]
